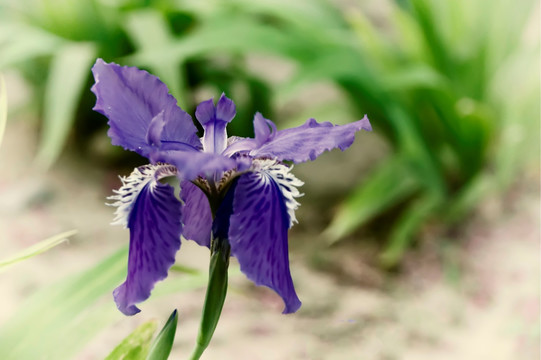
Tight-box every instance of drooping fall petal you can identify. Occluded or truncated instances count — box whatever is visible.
[109,164,182,315]
[227,162,303,313]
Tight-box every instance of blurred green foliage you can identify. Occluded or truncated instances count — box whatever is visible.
[0,0,275,168]
[317,0,540,265]
[1,0,538,266]
[0,246,209,360]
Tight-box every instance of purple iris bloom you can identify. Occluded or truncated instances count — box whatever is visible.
[91,59,371,316]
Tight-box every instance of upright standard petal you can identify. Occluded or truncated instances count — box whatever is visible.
[227,161,303,314]
[195,94,236,154]
[221,113,275,157]
[180,181,212,247]
[108,164,182,315]
[91,59,200,157]
[250,115,372,163]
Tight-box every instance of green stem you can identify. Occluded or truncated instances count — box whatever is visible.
[189,238,230,360]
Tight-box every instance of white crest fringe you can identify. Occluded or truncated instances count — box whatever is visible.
[253,159,304,228]
[107,164,177,228]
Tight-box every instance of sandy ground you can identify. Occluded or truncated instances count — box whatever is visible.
[0,112,539,360]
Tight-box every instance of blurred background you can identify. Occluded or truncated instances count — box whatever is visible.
[0,0,539,359]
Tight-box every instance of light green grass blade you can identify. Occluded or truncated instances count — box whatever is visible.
[105,320,158,360]
[0,246,209,360]
[0,229,77,272]
[324,158,419,244]
[127,16,297,67]
[0,74,6,148]
[0,23,61,69]
[0,247,128,360]
[124,9,187,107]
[35,41,96,169]
[379,193,441,267]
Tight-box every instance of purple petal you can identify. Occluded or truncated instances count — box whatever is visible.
[155,150,236,181]
[108,164,182,315]
[222,137,257,157]
[228,170,302,314]
[250,115,372,163]
[195,94,236,154]
[180,181,212,247]
[253,112,276,146]
[146,111,165,147]
[221,113,275,157]
[194,98,215,125]
[91,59,200,157]
[215,93,236,123]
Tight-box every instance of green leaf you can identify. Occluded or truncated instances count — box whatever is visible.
[105,320,158,360]
[35,41,96,169]
[189,240,230,360]
[123,9,187,106]
[0,73,6,148]
[379,64,446,92]
[0,23,62,69]
[0,229,77,272]
[0,245,210,360]
[324,158,419,244]
[146,310,179,360]
[379,193,441,268]
[444,173,492,224]
[169,264,201,275]
[0,247,127,360]
[127,16,298,67]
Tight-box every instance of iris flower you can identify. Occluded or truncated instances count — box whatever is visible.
[91,59,371,316]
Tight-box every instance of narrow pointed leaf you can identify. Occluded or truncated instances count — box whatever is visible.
[0,229,77,272]
[0,73,7,148]
[0,247,128,360]
[379,194,441,268]
[146,310,178,360]
[0,23,61,69]
[324,158,418,244]
[35,42,96,169]
[123,9,187,106]
[0,245,209,360]
[190,242,230,360]
[105,320,158,360]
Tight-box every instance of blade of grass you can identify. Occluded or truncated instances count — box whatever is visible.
[324,157,419,244]
[0,245,211,360]
[0,73,6,148]
[124,9,187,107]
[105,320,158,360]
[0,23,61,69]
[444,173,492,224]
[127,16,300,67]
[379,193,440,268]
[35,41,96,169]
[0,246,128,360]
[0,229,77,272]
